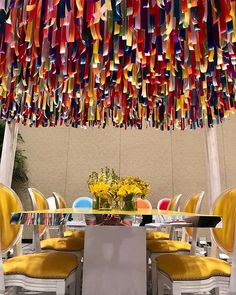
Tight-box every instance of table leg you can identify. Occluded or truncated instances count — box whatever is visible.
[82,226,146,295]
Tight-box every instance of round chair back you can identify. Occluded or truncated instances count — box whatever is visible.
[167,194,182,211]
[28,187,48,237]
[137,198,152,209]
[72,197,93,208]
[0,183,23,254]
[157,198,171,210]
[47,196,57,209]
[211,186,236,254]
[183,191,204,237]
[53,192,67,208]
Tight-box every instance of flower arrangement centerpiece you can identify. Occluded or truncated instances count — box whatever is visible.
[116,176,150,211]
[88,167,119,209]
[88,168,150,210]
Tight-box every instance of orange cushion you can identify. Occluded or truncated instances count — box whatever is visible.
[41,237,84,251]
[147,240,191,253]
[3,252,78,279]
[146,231,169,240]
[156,254,231,281]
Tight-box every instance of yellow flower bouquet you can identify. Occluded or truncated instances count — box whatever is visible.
[117,184,142,198]
[117,183,142,210]
[89,181,111,209]
[87,168,150,210]
[89,181,111,199]
[118,176,150,198]
[88,167,119,209]
[116,176,150,210]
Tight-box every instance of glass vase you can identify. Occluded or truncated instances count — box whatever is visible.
[92,196,99,209]
[121,195,137,211]
[98,197,111,210]
[112,199,120,210]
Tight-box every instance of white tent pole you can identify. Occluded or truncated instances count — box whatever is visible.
[205,126,221,257]
[0,121,19,187]
[205,127,222,207]
[205,128,236,295]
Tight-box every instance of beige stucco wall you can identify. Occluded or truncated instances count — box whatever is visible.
[15,115,235,239]
[18,114,236,214]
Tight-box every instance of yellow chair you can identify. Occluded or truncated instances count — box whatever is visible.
[146,194,182,241]
[0,183,79,295]
[52,192,85,240]
[53,191,67,209]
[156,187,236,295]
[48,192,69,238]
[148,191,204,295]
[167,194,182,211]
[28,188,84,253]
[28,188,84,294]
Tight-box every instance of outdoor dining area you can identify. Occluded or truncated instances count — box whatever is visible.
[0,0,236,294]
[0,181,234,295]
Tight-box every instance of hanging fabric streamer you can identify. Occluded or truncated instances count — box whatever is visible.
[0,0,235,130]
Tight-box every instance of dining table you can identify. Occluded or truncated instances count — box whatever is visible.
[11,208,222,295]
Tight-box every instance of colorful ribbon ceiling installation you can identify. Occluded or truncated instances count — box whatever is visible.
[0,0,235,129]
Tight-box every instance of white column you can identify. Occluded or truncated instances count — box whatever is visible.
[205,127,221,257]
[0,121,19,187]
[205,127,221,207]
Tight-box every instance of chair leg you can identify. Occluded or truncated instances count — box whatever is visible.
[157,279,164,295]
[76,265,82,295]
[147,253,151,293]
[69,281,76,295]
[5,287,20,295]
[211,287,223,295]
[151,256,157,295]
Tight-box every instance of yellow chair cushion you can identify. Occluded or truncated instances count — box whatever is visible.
[147,240,191,253]
[156,254,231,281]
[64,230,85,239]
[40,237,84,251]
[146,231,169,240]
[3,252,78,279]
